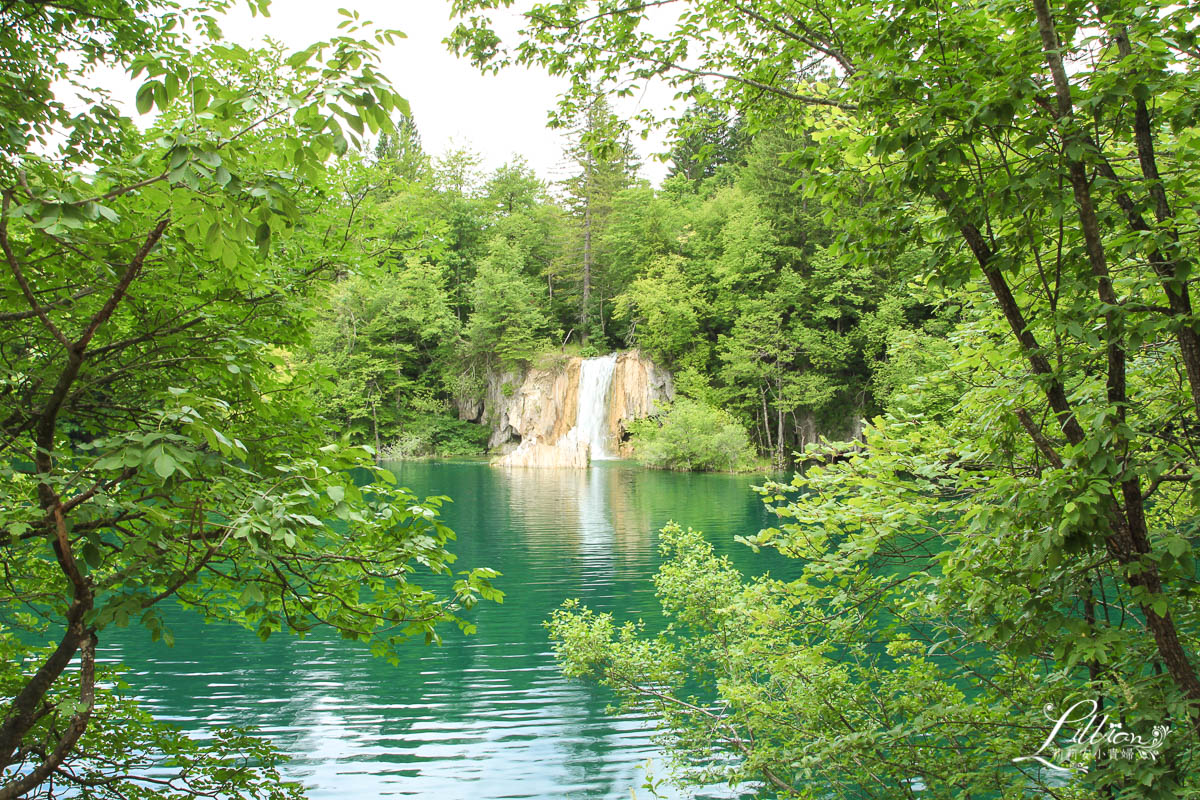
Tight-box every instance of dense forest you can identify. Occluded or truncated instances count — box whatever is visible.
[300,94,920,470]
[3,0,1200,798]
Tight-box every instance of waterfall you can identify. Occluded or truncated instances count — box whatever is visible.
[491,349,673,468]
[564,353,618,461]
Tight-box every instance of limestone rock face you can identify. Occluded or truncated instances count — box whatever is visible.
[476,350,672,467]
[484,359,580,455]
[493,437,590,468]
[607,350,674,457]
[456,396,484,423]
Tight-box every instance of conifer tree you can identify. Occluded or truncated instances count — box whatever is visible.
[558,93,638,347]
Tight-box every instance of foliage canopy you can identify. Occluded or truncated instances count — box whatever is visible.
[453,0,1200,794]
[0,3,499,797]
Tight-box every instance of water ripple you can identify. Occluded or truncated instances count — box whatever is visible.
[101,461,795,799]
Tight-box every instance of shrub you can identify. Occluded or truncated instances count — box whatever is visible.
[630,399,756,472]
[380,413,490,460]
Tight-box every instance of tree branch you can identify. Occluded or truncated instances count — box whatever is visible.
[1,191,71,349]
[1014,408,1063,469]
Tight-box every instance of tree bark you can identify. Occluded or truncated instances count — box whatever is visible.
[0,217,166,781]
[0,632,96,800]
[1031,0,1200,713]
[581,198,592,343]
[776,399,784,470]
[761,388,773,457]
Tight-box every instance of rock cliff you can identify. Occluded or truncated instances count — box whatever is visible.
[606,351,673,457]
[458,350,673,468]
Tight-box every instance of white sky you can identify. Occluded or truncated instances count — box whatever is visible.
[209,0,674,185]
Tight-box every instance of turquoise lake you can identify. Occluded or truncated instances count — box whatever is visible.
[99,460,798,799]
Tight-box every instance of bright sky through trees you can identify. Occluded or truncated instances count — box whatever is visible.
[96,0,675,183]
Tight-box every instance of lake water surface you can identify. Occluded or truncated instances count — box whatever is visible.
[100,460,796,799]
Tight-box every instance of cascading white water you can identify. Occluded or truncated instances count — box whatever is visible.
[563,353,618,461]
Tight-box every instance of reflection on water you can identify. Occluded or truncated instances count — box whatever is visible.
[100,461,796,799]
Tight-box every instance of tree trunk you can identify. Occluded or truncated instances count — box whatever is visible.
[761,388,773,457]
[0,213,163,787]
[776,404,784,470]
[371,402,381,463]
[1032,0,1200,716]
[581,199,592,343]
[1109,24,1200,422]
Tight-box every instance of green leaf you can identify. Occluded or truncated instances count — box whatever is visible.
[82,542,102,569]
[135,82,156,114]
[239,583,265,605]
[153,451,176,479]
[205,221,221,256]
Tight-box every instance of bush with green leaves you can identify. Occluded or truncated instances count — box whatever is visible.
[629,400,757,473]
[548,524,1076,800]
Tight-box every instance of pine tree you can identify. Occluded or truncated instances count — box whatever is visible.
[665,94,745,186]
[373,113,426,180]
[558,93,638,346]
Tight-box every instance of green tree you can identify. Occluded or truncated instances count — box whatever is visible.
[558,92,639,347]
[463,238,558,366]
[612,254,706,370]
[373,112,428,181]
[452,0,1200,792]
[665,95,745,187]
[307,262,461,453]
[718,298,804,467]
[0,7,499,797]
[597,186,685,345]
[608,181,902,461]
[430,148,492,319]
[737,120,837,256]
[482,156,544,215]
[294,143,492,459]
